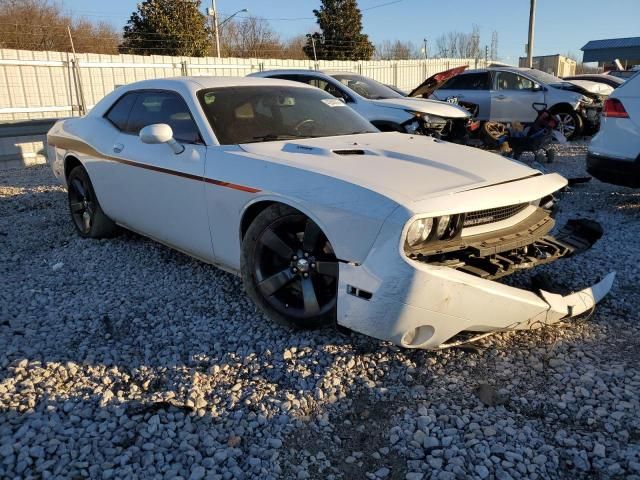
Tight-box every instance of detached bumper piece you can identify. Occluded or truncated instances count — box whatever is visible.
[412,219,603,280]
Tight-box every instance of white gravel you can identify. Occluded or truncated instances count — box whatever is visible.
[1,143,640,480]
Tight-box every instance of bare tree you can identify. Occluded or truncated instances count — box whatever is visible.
[278,35,309,60]
[219,16,282,58]
[435,25,482,59]
[0,0,119,53]
[375,40,418,60]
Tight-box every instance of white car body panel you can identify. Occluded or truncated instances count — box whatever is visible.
[567,79,614,96]
[47,76,613,349]
[589,73,640,161]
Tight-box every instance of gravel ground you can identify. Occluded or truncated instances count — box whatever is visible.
[1,142,639,480]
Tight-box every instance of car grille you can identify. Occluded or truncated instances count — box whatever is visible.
[463,203,529,228]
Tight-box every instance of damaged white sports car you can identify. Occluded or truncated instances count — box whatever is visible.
[47,77,615,349]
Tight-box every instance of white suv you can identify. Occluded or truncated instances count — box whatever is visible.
[587,72,640,187]
[249,69,471,142]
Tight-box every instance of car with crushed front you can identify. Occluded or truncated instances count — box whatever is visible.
[46,77,615,350]
[249,69,472,142]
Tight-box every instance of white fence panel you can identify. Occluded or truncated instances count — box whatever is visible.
[0,48,487,121]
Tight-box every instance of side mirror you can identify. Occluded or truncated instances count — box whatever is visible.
[532,83,543,92]
[139,123,184,154]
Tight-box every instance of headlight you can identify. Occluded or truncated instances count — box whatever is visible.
[406,110,446,125]
[435,215,450,238]
[406,218,434,247]
[405,214,464,250]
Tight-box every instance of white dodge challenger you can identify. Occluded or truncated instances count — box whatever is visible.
[47,77,615,349]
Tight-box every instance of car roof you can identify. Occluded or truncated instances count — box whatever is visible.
[250,69,361,79]
[457,66,545,75]
[117,75,316,91]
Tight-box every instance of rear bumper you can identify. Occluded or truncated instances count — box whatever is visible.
[586,152,640,187]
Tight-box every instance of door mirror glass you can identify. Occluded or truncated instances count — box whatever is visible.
[139,123,184,154]
[532,83,543,91]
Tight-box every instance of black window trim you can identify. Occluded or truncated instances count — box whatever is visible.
[272,73,355,104]
[103,88,204,145]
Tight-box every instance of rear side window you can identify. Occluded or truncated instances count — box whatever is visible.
[126,91,202,144]
[105,92,137,130]
[440,73,490,90]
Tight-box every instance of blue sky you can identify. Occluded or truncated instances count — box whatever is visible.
[63,0,640,62]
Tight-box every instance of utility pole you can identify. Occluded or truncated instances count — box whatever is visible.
[423,38,428,60]
[212,0,220,58]
[526,0,536,68]
[485,45,489,65]
[307,34,318,65]
[67,25,86,116]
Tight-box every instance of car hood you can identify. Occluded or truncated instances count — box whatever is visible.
[550,82,603,101]
[408,65,469,98]
[566,79,614,96]
[370,97,470,119]
[239,132,540,207]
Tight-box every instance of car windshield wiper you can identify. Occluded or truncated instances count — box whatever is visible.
[246,134,319,143]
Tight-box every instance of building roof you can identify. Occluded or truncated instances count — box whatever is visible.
[580,37,640,63]
[581,37,640,51]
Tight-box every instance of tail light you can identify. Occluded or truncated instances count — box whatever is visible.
[602,98,629,118]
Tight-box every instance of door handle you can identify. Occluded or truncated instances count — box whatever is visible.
[112,143,124,154]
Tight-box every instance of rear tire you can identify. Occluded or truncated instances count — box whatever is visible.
[67,165,117,238]
[241,204,338,329]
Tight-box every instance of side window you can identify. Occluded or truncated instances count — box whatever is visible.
[306,77,347,100]
[440,73,490,90]
[104,92,137,131]
[126,91,202,144]
[496,72,534,91]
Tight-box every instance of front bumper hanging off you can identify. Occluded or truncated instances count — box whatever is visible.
[336,218,615,350]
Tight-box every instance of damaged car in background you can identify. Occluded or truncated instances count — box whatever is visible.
[47,76,614,350]
[249,69,472,142]
[417,66,606,140]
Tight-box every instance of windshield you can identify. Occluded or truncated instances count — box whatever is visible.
[518,68,564,85]
[330,74,404,100]
[197,86,378,145]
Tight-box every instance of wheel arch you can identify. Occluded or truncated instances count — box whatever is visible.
[549,102,576,114]
[239,196,344,260]
[63,154,83,182]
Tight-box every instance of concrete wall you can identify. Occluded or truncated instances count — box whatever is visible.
[0,48,486,169]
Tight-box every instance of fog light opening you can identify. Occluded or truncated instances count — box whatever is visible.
[401,325,435,347]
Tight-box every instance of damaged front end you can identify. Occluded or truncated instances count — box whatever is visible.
[407,207,604,281]
[336,180,615,350]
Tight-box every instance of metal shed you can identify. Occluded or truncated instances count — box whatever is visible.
[581,37,640,66]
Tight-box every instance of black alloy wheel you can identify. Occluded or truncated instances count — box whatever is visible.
[241,205,339,328]
[67,166,117,238]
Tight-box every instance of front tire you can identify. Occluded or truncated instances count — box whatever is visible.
[552,108,582,140]
[241,204,338,329]
[67,165,117,238]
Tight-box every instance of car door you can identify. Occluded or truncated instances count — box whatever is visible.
[491,71,545,123]
[430,72,492,120]
[106,89,214,261]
